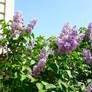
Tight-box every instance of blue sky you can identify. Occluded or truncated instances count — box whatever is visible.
[15,0,92,38]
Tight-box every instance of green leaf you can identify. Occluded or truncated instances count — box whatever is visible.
[8,20,13,23]
[14,72,18,79]
[58,79,68,88]
[70,86,76,91]
[81,84,86,91]
[27,75,37,82]
[0,19,4,23]
[36,83,44,92]
[24,33,30,38]
[21,74,27,81]
[47,62,57,73]
[72,51,78,59]
[58,79,62,90]
[45,84,56,90]
[87,79,92,83]
[41,81,48,86]
[66,70,72,78]
[1,38,7,46]
[13,34,19,40]
[41,81,56,90]
[31,33,35,38]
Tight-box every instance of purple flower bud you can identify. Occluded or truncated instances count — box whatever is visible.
[40,47,46,53]
[26,18,37,34]
[64,42,71,49]
[86,83,92,92]
[69,25,77,37]
[10,30,21,38]
[77,33,85,44]
[32,65,41,78]
[83,49,92,66]
[47,40,50,45]
[83,49,91,60]
[37,53,46,59]
[62,23,70,34]
[38,59,46,70]
[32,59,46,78]
[88,23,92,29]
[59,23,70,39]
[27,54,30,56]
[0,36,3,41]
[31,40,35,48]
[26,46,32,51]
[70,40,78,50]
[86,23,92,44]
[15,11,22,17]
[48,49,54,55]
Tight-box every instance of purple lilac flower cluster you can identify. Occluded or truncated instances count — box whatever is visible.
[10,11,24,37]
[55,23,85,55]
[26,40,35,52]
[32,58,46,78]
[37,47,53,59]
[10,11,37,37]
[26,18,37,34]
[83,49,92,66]
[86,83,92,92]
[32,47,53,78]
[86,23,92,45]
[46,40,50,46]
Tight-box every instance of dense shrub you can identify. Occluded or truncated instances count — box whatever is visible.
[0,11,92,92]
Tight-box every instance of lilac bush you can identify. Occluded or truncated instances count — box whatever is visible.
[0,11,92,92]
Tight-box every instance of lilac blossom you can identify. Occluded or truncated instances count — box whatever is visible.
[13,11,24,24]
[10,11,25,38]
[46,40,50,46]
[76,33,85,44]
[59,23,70,39]
[0,36,3,48]
[55,23,85,55]
[86,23,92,44]
[11,11,37,37]
[11,23,23,31]
[26,18,37,34]
[37,47,53,59]
[36,47,47,59]
[83,49,91,60]
[31,40,35,48]
[10,30,21,38]
[61,23,70,34]
[26,40,35,52]
[11,11,24,31]
[26,46,32,51]
[32,47,53,78]
[83,49,92,66]
[86,83,92,92]
[48,49,54,55]
[40,47,47,53]
[32,58,46,78]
